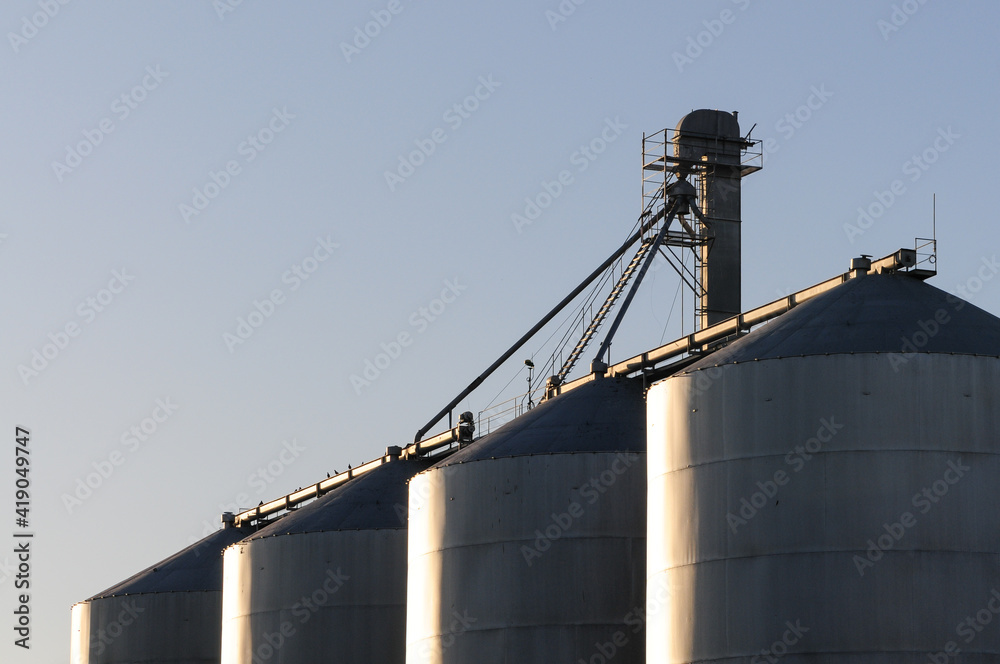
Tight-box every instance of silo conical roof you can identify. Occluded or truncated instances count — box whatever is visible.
[240,457,433,541]
[434,375,646,467]
[86,527,248,599]
[685,272,1000,369]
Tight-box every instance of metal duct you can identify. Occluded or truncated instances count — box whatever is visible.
[674,109,745,327]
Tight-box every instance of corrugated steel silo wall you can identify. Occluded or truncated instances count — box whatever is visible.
[70,526,247,664]
[221,529,407,663]
[406,452,647,663]
[647,354,1000,662]
[71,592,223,663]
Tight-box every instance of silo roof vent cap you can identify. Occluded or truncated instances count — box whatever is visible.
[850,255,872,278]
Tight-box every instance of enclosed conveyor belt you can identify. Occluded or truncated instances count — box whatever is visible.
[233,248,921,528]
[408,248,922,457]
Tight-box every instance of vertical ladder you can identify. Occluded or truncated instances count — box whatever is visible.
[556,236,657,382]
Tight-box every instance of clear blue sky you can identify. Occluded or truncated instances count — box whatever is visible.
[3,1,998,660]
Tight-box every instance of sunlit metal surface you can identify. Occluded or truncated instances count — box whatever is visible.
[683,273,1000,363]
[70,527,248,663]
[221,457,432,664]
[647,273,1000,662]
[406,377,648,663]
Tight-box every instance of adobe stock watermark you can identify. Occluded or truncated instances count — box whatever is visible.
[17,268,135,385]
[886,289,972,372]
[577,577,671,664]
[672,0,752,73]
[757,85,834,166]
[179,106,295,224]
[350,277,467,395]
[52,65,168,183]
[511,117,627,234]
[248,567,350,664]
[877,0,932,41]
[213,0,253,20]
[726,417,844,534]
[886,257,1000,372]
[689,365,727,397]
[751,620,810,664]
[61,398,179,514]
[7,0,73,54]
[188,438,307,547]
[394,462,465,525]
[928,588,1000,663]
[91,599,145,657]
[223,235,340,353]
[545,0,589,31]
[521,452,640,566]
[408,610,477,663]
[952,256,1000,303]
[384,75,502,192]
[0,556,15,588]
[843,126,959,243]
[888,304,955,372]
[340,0,408,63]
[853,457,971,576]
[219,439,307,512]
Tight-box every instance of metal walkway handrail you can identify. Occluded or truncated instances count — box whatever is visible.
[231,248,920,528]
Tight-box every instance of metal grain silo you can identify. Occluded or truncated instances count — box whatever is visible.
[220,454,432,664]
[70,526,249,664]
[647,271,1000,663]
[405,376,647,663]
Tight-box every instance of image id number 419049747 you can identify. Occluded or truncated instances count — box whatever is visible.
[14,426,33,650]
